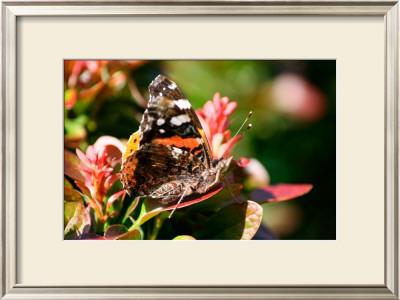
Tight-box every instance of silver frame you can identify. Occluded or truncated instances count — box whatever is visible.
[1,1,398,299]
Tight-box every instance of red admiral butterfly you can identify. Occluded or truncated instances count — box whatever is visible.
[121,75,233,210]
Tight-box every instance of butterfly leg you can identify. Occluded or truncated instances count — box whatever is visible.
[168,184,191,219]
[224,177,243,203]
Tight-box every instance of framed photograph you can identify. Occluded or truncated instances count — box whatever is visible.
[2,1,398,299]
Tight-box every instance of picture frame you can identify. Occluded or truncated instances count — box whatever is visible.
[2,1,398,299]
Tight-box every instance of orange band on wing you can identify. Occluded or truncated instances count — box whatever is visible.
[152,136,200,152]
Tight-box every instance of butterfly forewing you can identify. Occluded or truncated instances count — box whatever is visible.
[140,75,213,168]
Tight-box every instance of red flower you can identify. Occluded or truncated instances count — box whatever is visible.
[196,93,241,159]
[76,146,116,203]
[71,137,126,223]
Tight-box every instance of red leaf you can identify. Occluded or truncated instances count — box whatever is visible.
[93,136,125,160]
[130,184,225,230]
[76,148,91,168]
[224,101,237,116]
[250,184,313,204]
[86,146,97,164]
[104,225,142,240]
[75,181,92,199]
[76,233,106,240]
[106,190,125,211]
[104,174,120,190]
[79,80,105,103]
[64,150,85,183]
[160,183,224,212]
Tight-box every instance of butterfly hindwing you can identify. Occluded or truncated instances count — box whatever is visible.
[121,143,204,202]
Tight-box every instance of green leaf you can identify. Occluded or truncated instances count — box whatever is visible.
[122,197,140,224]
[64,115,88,145]
[173,235,196,240]
[64,186,84,203]
[64,178,73,188]
[195,201,263,240]
[64,201,91,239]
[65,88,77,109]
[104,224,142,240]
[119,229,142,240]
[64,201,81,226]
[86,206,97,234]
[129,198,164,231]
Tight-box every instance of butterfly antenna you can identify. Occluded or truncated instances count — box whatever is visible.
[168,112,252,218]
[220,111,253,159]
[233,111,252,140]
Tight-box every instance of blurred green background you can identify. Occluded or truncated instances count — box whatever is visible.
[65,60,336,240]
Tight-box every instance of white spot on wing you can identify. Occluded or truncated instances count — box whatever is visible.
[159,129,165,133]
[168,83,177,90]
[159,92,163,96]
[157,119,165,126]
[171,147,183,159]
[175,99,191,110]
[170,114,191,126]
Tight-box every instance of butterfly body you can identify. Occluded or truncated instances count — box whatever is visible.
[121,75,232,204]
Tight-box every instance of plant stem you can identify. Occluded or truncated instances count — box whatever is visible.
[128,78,148,108]
[148,215,164,240]
[122,197,140,224]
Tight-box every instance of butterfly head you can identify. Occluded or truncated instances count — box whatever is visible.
[215,156,233,174]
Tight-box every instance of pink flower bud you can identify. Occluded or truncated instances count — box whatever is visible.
[243,158,270,188]
[271,73,327,122]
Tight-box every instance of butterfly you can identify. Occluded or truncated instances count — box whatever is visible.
[120,75,233,209]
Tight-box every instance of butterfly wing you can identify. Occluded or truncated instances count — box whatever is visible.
[121,143,204,202]
[121,75,213,202]
[140,75,213,168]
